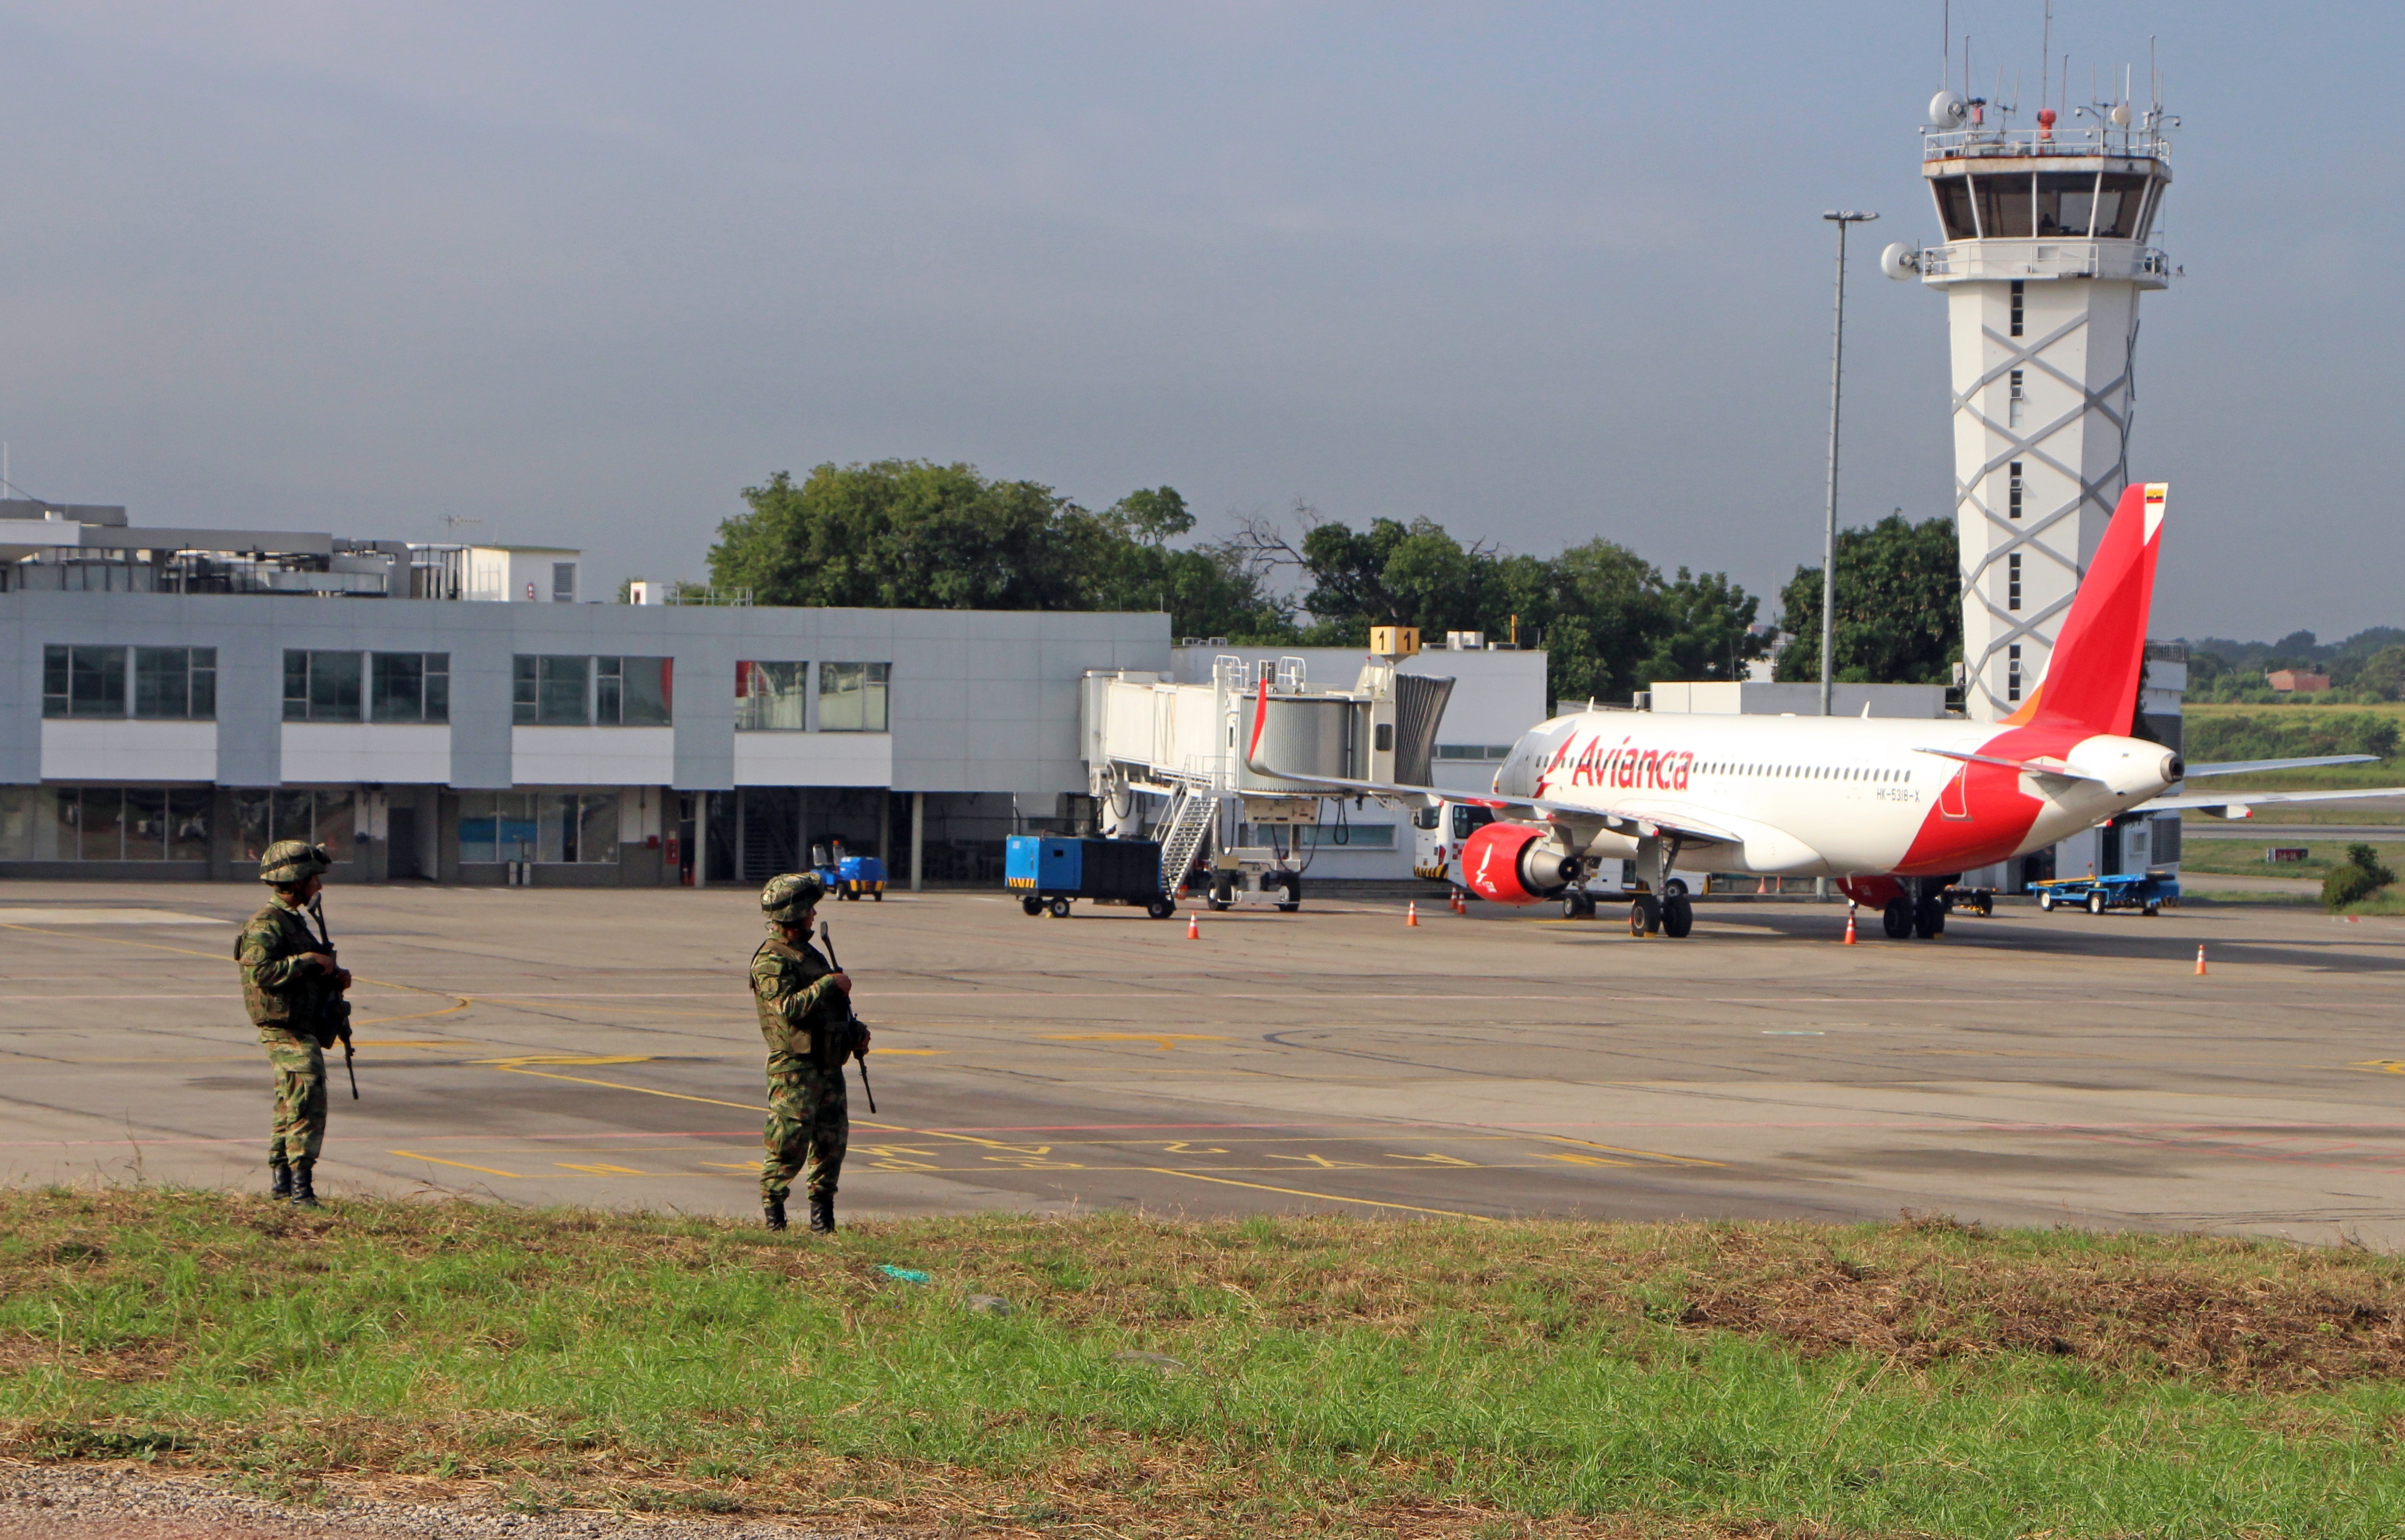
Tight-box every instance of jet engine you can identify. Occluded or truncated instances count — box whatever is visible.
[1459,820,1584,904]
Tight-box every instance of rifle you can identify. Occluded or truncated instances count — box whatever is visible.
[307,895,359,1100]
[816,920,875,1113]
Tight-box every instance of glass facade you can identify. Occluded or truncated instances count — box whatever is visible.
[232,788,354,864]
[596,657,672,726]
[818,661,890,732]
[42,646,128,717]
[284,651,366,722]
[514,655,591,725]
[370,653,450,723]
[735,661,809,730]
[458,791,619,863]
[0,785,210,862]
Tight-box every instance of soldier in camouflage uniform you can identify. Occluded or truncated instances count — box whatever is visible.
[237,840,352,1208]
[752,872,864,1233]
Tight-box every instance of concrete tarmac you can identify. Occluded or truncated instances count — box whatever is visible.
[4,879,2403,1245]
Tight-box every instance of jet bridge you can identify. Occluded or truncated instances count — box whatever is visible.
[1078,651,1453,905]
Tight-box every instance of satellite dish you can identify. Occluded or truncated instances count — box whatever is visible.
[1928,90,1967,129]
[1879,242,1922,281]
[2109,101,2132,127]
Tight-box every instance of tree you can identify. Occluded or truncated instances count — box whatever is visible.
[706,462,1290,639]
[2356,645,2405,702]
[1774,512,1960,685]
[1239,509,1760,706]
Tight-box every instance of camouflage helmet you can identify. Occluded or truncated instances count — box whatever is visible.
[760,871,826,923]
[258,840,332,886]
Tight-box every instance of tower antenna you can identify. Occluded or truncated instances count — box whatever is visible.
[1942,0,1950,89]
[2039,0,2051,116]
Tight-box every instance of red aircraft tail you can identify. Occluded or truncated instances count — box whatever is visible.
[2000,481,2165,735]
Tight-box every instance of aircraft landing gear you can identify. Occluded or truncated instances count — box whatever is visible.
[1628,894,1660,936]
[1882,897,1912,939]
[1630,832,1692,938]
[1563,892,1596,919]
[1913,895,1946,938]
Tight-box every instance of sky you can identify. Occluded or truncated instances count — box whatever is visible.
[0,1,2394,640]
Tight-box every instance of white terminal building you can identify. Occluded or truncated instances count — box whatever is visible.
[0,499,1545,887]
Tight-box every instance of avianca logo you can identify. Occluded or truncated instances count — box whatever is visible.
[1559,734,1694,793]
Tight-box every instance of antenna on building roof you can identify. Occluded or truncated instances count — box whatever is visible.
[442,514,483,538]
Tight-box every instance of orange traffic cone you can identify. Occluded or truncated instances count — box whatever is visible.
[1451,890,1465,914]
[1187,912,1200,940]
[1407,901,1420,927]
[2193,943,2207,975]
[1841,908,1858,945]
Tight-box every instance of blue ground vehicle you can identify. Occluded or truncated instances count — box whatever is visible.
[2031,870,2179,916]
[811,844,887,901]
[1005,835,1176,918]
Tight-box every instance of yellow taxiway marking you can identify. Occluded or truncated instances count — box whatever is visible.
[1144,1168,1496,1222]
[487,1067,764,1112]
[1041,1033,1227,1051]
[474,1054,656,1068]
[2352,1061,2405,1074]
[1534,1133,1727,1167]
[556,1162,649,1175]
[700,1162,758,1172]
[391,1149,528,1178]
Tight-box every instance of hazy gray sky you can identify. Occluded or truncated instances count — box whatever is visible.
[0,3,2392,639]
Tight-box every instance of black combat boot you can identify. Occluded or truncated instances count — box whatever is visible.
[763,1198,788,1231]
[270,1163,293,1201]
[290,1159,321,1210]
[808,1193,835,1234]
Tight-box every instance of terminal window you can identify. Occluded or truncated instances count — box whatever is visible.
[2007,553,2022,611]
[41,645,126,718]
[513,655,590,725]
[818,662,890,732]
[284,651,365,723]
[2007,461,2023,519]
[2008,644,2024,703]
[135,648,216,720]
[371,653,450,724]
[2007,369,2026,428]
[736,661,809,731]
[1435,745,1513,760]
[232,788,353,865]
[596,656,673,726]
[457,790,619,864]
[0,785,211,862]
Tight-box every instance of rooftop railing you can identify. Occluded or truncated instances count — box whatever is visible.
[1923,125,2171,163]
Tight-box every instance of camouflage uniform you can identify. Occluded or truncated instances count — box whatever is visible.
[752,927,852,1207]
[238,844,340,1186]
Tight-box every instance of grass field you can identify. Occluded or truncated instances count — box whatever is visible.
[8,1192,2405,1537]
[2180,838,2405,881]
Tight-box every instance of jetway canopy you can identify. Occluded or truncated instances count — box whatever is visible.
[1080,653,1452,809]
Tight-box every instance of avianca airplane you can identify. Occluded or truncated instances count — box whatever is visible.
[1247,483,2405,940]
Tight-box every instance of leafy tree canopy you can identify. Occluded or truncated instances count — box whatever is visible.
[1239,511,1761,706]
[705,462,1289,641]
[1773,512,1960,686]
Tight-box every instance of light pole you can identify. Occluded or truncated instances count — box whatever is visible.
[1820,209,1877,715]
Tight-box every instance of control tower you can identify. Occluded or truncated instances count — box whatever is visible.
[1886,85,2174,721]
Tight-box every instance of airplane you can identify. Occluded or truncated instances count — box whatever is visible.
[1245,482,2405,940]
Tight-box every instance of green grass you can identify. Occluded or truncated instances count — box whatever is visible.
[2180,839,2405,881]
[9,1193,2405,1537]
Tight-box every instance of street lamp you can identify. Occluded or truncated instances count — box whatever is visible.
[1820,209,1878,716]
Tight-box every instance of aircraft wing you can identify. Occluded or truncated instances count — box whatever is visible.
[2134,786,2405,816]
[2182,755,2376,777]
[1912,746,2101,783]
[1241,681,1743,848]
